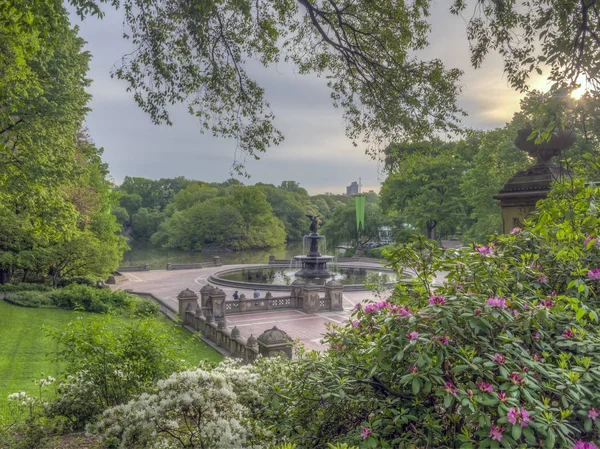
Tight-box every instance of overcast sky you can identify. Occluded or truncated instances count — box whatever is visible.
[71,2,535,194]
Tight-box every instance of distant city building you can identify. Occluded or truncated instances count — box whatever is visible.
[346,181,359,196]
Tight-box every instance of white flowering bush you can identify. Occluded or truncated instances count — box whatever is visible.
[93,358,285,449]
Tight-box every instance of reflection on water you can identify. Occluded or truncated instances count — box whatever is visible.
[122,242,325,270]
[219,266,397,286]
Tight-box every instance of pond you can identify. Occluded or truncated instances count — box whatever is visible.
[121,242,345,270]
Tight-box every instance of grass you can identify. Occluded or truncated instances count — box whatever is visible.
[0,299,222,421]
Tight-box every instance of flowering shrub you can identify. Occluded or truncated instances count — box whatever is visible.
[260,176,600,448]
[93,359,285,449]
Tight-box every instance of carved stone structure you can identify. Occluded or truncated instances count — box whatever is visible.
[494,127,576,233]
[293,215,334,278]
[257,326,293,358]
[177,288,200,321]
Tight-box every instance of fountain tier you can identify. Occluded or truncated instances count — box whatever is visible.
[293,233,333,278]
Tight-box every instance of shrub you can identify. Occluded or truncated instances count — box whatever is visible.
[46,315,187,428]
[260,175,600,449]
[55,276,97,288]
[3,291,54,308]
[92,359,283,449]
[48,284,157,315]
[0,283,51,292]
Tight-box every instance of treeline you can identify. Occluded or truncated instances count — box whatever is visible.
[114,179,357,251]
[381,91,600,243]
[0,6,126,285]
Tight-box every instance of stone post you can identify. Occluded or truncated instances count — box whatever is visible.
[210,287,227,322]
[265,291,273,309]
[269,255,276,264]
[230,326,241,357]
[301,282,320,314]
[325,280,343,311]
[200,285,215,321]
[291,279,305,309]
[239,293,248,312]
[257,326,293,358]
[494,127,576,233]
[176,288,200,323]
[212,256,222,266]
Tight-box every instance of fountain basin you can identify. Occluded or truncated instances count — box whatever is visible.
[208,264,400,291]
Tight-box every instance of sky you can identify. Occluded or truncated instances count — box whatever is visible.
[71,2,532,194]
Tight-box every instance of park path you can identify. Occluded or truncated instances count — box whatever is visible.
[113,263,446,351]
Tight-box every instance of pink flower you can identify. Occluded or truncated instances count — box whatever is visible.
[507,407,530,427]
[589,409,600,421]
[352,321,360,328]
[511,309,519,316]
[354,303,362,310]
[397,306,412,317]
[493,353,506,364]
[532,353,542,362]
[409,365,419,374]
[497,391,508,402]
[456,283,464,290]
[443,381,458,395]
[477,245,494,255]
[466,389,473,397]
[584,236,598,247]
[474,309,481,316]
[487,297,507,309]
[477,382,493,393]
[361,427,373,439]
[574,442,599,449]
[539,299,553,307]
[532,331,541,340]
[510,228,521,234]
[562,329,576,339]
[588,269,600,280]
[406,331,419,340]
[536,275,548,283]
[510,372,525,386]
[489,425,504,442]
[433,335,450,345]
[428,295,446,305]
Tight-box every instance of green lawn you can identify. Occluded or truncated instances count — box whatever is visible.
[0,299,222,421]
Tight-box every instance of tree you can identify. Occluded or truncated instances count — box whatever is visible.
[0,10,94,283]
[320,193,386,249]
[119,193,142,217]
[380,141,471,239]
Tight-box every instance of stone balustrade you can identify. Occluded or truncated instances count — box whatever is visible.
[117,264,150,272]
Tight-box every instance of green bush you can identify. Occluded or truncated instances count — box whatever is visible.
[363,244,394,259]
[3,292,54,308]
[46,315,188,428]
[48,284,157,315]
[259,174,600,449]
[55,276,97,288]
[0,283,51,292]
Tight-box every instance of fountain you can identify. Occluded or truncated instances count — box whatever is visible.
[292,215,334,279]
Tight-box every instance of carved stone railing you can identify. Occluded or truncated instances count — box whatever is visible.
[185,312,261,362]
[224,292,298,314]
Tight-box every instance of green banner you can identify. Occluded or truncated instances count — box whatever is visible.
[355,195,365,232]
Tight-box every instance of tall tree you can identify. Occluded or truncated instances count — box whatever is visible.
[380,141,471,239]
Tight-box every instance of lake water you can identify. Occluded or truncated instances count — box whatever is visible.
[121,242,343,270]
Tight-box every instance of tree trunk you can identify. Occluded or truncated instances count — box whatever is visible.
[0,268,12,285]
[426,220,437,240]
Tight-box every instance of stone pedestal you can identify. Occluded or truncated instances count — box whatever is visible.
[257,326,292,358]
[199,285,215,321]
[212,256,222,266]
[177,288,200,322]
[301,283,320,313]
[209,288,226,323]
[325,280,343,311]
[494,127,576,233]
